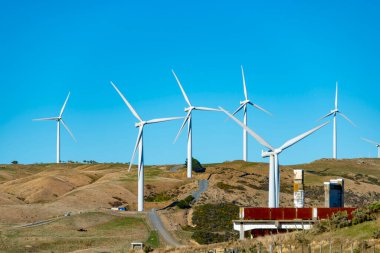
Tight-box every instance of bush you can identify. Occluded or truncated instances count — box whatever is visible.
[185,157,205,173]
[330,211,351,229]
[373,230,380,239]
[145,192,173,202]
[312,201,380,235]
[352,201,380,225]
[192,203,239,231]
[312,220,330,234]
[216,182,245,192]
[11,161,18,165]
[143,245,153,253]
[191,230,237,245]
[176,195,195,209]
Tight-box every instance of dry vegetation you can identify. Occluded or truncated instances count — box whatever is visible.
[0,158,379,251]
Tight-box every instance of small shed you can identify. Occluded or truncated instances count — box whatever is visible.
[130,242,144,250]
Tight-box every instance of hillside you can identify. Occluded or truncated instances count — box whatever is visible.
[0,159,379,251]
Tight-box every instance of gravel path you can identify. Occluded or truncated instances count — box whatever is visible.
[148,208,182,247]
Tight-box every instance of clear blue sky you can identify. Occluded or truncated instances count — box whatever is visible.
[0,0,379,165]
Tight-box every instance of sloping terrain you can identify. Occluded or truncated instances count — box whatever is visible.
[0,159,379,251]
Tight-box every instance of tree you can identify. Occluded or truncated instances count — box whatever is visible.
[185,157,205,173]
[11,161,18,165]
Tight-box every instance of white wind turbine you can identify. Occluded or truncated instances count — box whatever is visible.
[362,138,380,158]
[232,66,271,162]
[319,82,355,159]
[172,70,220,179]
[221,107,328,208]
[111,81,183,212]
[33,92,76,163]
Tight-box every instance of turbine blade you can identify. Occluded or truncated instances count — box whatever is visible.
[129,127,143,172]
[172,70,192,107]
[59,92,71,117]
[251,103,272,116]
[241,65,248,100]
[146,116,183,125]
[60,119,77,142]
[232,104,245,116]
[33,117,59,121]
[220,107,274,150]
[338,112,356,127]
[280,122,329,151]
[174,112,191,143]
[317,112,334,122]
[110,81,143,122]
[335,81,338,110]
[194,106,220,111]
[362,138,380,146]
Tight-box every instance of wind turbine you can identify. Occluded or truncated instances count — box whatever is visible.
[232,66,271,162]
[111,81,183,212]
[362,138,380,158]
[221,107,328,208]
[33,92,76,163]
[172,70,220,179]
[318,82,355,159]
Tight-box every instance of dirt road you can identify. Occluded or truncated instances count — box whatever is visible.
[148,208,182,247]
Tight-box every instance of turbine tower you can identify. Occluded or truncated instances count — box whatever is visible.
[111,82,182,212]
[172,70,220,179]
[362,138,380,158]
[33,92,76,163]
[232,66,271,162]
[319,82,355,159]
[221,107,328,208]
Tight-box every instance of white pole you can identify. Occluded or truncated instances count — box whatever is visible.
[56,120,60,163]
[137,127,144,212]
[268,155,276,208]
[187,115,192,178]
[378,146,380,159]
[333,114,337,159]
[275,154,280,207]
[243,105,248,162]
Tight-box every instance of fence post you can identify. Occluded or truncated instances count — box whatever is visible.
[329,240,332,253]
[270,244,273,253]
[320,243,323,253]
[302,244,304,253]
[289,244,292,253]
[373,243,375,253]
[280,241,283,253]
[351,242,354,253]
[340,242,343,253]
[258,243,261,253]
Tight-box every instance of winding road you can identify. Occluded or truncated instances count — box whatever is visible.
[148,208,182,247]
[148,179,209,247]
[192,179,208,201]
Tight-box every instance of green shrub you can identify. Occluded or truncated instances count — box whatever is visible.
[352,201,380,225]
[192,203,239,231]
[330,211,351,229]
[145,192,172,202]
[185,157,205,173]
[176,195,195,209]
[373,230,380,239]
[216,182,245,192]
[191,230,237,245]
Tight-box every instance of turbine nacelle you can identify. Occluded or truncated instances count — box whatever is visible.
[239,100,250,105]
[262,149,281,157]
[135,121,146,127]
[185,106,195,112]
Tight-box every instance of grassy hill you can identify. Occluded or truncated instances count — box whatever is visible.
[0,159,378,251]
